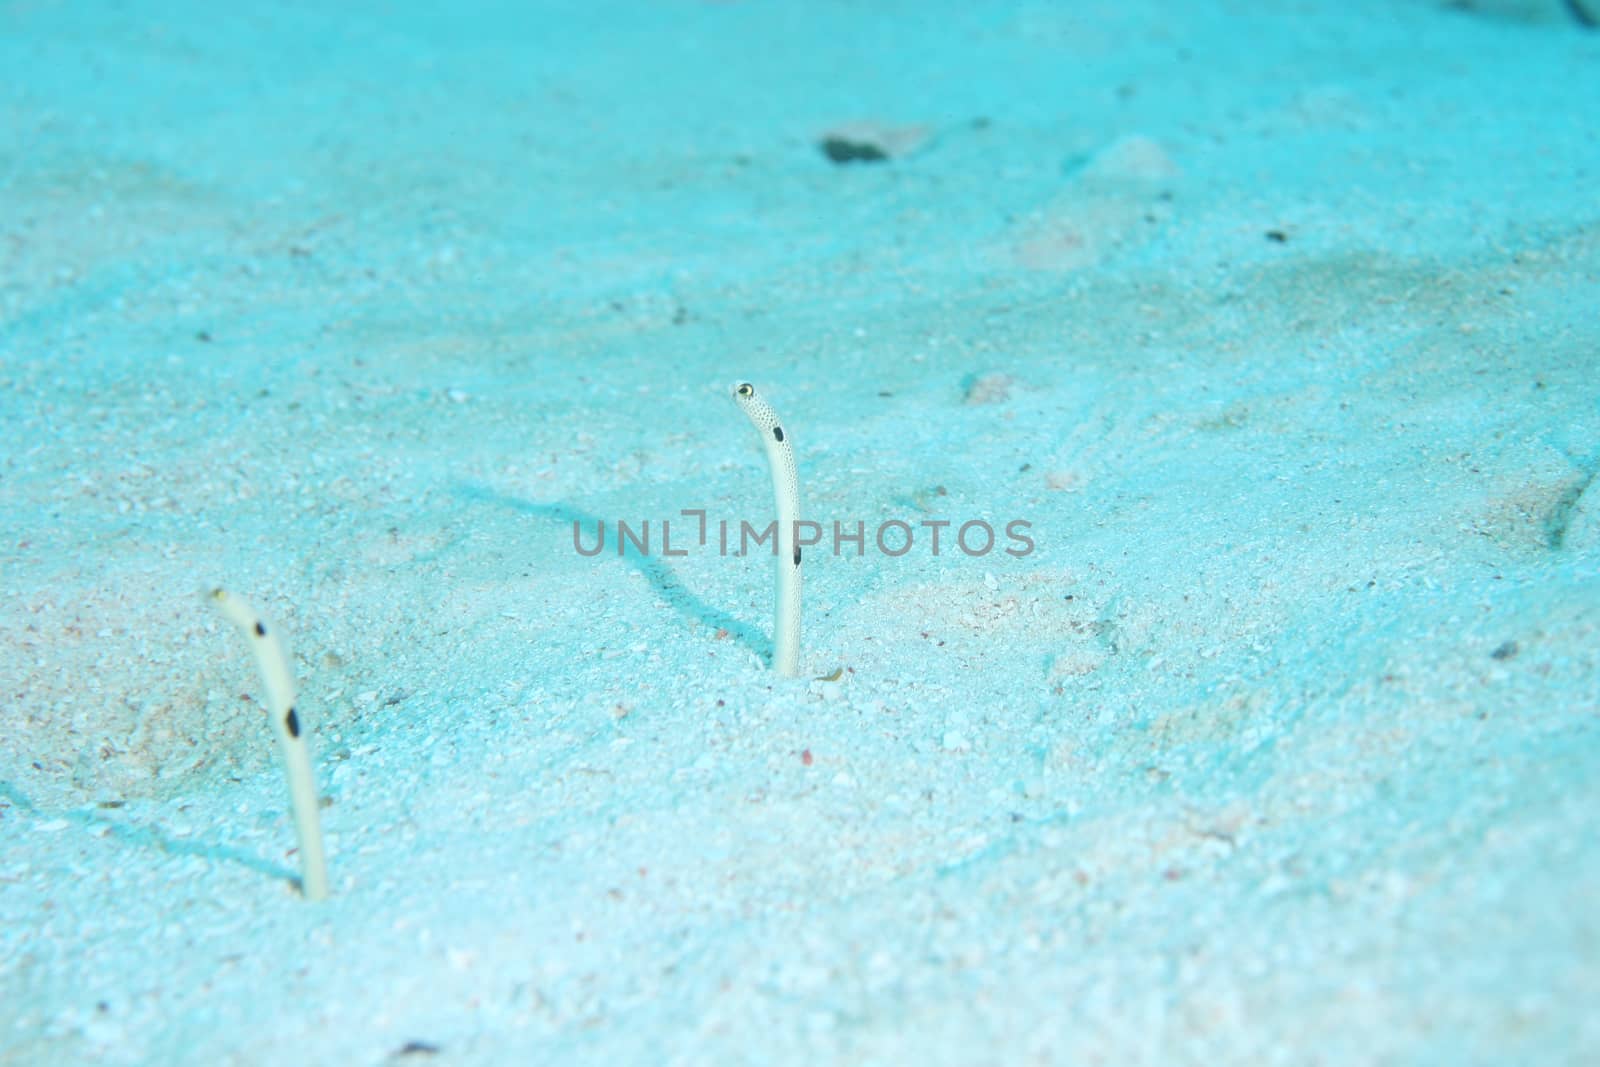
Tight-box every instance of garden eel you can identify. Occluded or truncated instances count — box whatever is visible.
[211,588,330,901]
[733,381,802,677]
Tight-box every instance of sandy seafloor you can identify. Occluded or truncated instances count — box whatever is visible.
[3,0,1599,1063]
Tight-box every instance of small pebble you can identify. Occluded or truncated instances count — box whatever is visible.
[962,372,1014,405]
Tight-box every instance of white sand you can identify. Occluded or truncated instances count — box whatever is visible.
[3,1,1598,1063]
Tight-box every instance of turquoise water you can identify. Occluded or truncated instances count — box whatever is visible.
[3,3,1598,1063]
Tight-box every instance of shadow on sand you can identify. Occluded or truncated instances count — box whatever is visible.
[0,778,304,894]
[452,482,772,666]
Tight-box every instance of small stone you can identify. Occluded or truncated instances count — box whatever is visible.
[817,121,930,165]
[962,372,1014,405]
[1077,134,1180,183]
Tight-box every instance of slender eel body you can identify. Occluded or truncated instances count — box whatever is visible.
[211,588,330,901]
[732,382,802,676]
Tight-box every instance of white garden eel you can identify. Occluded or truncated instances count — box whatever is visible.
[211,588,330,901]
[733,381,802,677]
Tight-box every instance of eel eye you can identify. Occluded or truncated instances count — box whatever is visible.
[736,383,754,397]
